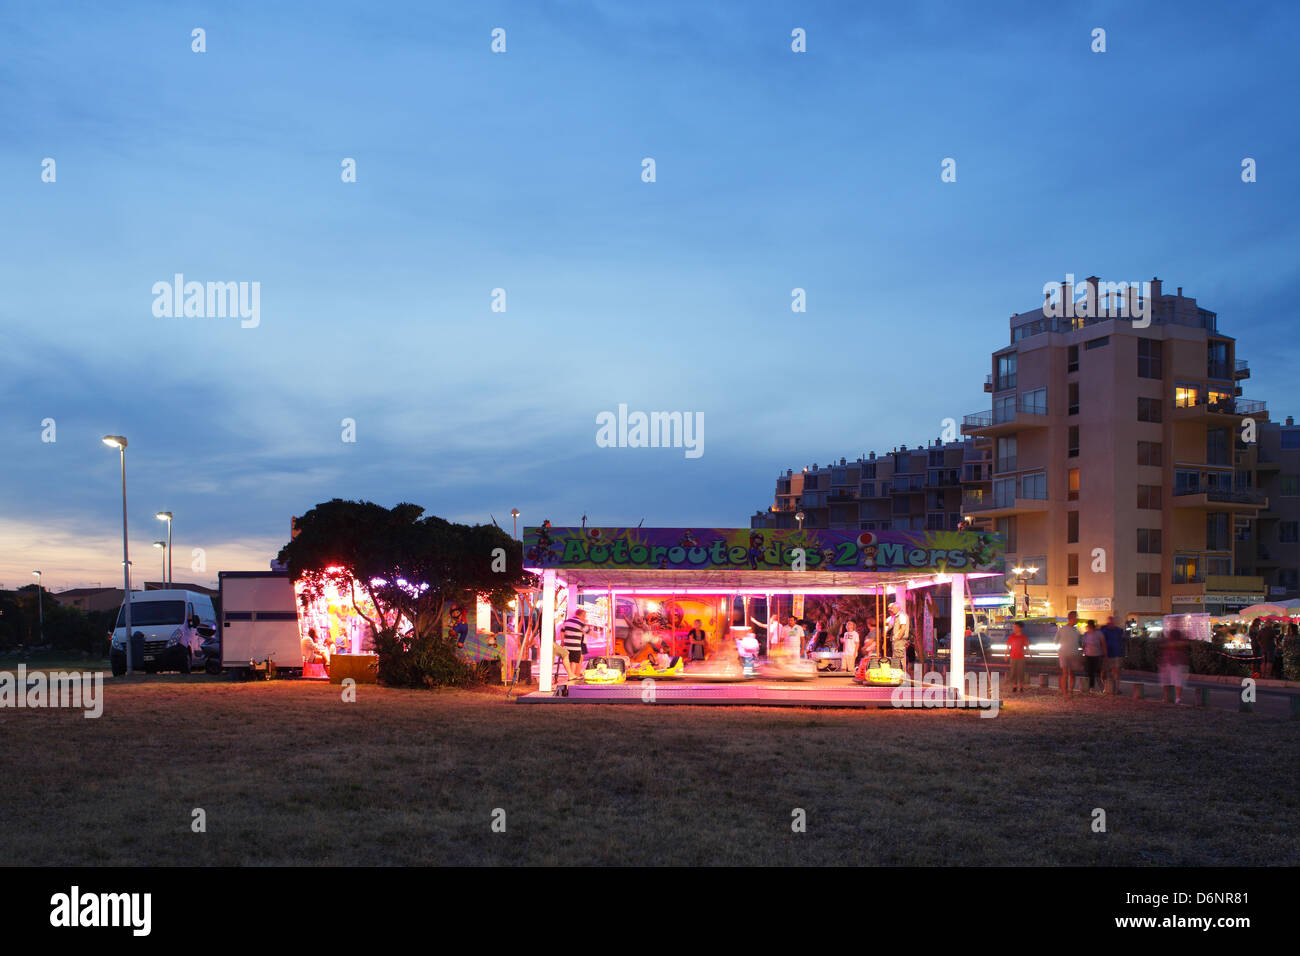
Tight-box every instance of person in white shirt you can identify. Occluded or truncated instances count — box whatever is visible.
[887,602,910,670]
[784,616,805,658]
[841,620,860,673]
[1056,611,1081,697]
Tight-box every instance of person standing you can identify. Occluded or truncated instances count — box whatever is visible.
[1101,615,1125,693]
[559,608,590,681]
[1081,619,1106,693]
[841,620,860,674]
[1158,627,1190,704]
[686,619,708,662]
[1005,620,1029,692]
[785,615,805,658]
[887,601,910,671]
[1056,611,1080,697]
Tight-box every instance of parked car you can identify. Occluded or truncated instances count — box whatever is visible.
[110,590,218,675]
[986,617,1068,660]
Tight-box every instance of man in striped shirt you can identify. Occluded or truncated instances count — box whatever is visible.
[559,608,590,680]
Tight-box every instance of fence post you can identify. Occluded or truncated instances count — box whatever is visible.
[1131,682,1143,700]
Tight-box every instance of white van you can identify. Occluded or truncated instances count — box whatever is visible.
[109,589,218,675]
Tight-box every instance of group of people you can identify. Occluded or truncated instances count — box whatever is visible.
[1244,617,1295,680]
[793,603,910,672]
[1002,611,1126,697]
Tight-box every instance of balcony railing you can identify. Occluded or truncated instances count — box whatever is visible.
[1234,359,1250,380]
[1173,487,1268,506]
[995,456,1018,474]
[964,397,1049,429]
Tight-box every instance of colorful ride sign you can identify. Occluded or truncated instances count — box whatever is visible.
[522,526,1004,574]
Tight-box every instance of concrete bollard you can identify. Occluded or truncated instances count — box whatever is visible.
[1163,685,1175,703]
[1131,682,1143,700]
[1290,696,1300,720]
[1195,686,1211,708]
[1038,674,1048,688]
[1240,695,1253,713]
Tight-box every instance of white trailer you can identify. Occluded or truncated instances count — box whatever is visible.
[218,571,303,678]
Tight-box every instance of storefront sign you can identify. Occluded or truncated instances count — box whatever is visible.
[522,526,1005,574]
[1077,597,1113,612]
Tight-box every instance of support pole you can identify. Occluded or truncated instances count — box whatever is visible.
[539,569,557,693]
[950,574,966,694]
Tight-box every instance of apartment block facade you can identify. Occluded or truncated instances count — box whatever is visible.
[751,276,1298,624]
[962,277,1274,622]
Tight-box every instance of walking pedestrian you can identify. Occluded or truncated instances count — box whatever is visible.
[1158,627,1190,704]
[1006,620,1029,692]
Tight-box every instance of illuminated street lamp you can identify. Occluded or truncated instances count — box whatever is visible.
[155,511,173,585]
[795,510,806,530]
[510,508,520,539]
[31,571,42,643]
[1011,565,1038,617]
[153,541,167,584]
[103,435,132,674]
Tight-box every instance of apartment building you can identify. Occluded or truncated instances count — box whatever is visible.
[751,438,992,534]
[1237,417,1300,602]
[961,277,1271,623]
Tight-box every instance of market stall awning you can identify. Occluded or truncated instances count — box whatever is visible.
[549,567,996,592]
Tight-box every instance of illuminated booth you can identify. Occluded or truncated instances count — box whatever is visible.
[521,526,1005,702]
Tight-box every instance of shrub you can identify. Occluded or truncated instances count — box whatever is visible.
[373,628,481,689]
[1283,635,1300,682]
[1123,636,1157,671]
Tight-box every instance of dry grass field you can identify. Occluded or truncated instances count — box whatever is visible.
[2,674,1296,866]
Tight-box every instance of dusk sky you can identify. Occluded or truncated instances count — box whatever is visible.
[3,1,1298,590]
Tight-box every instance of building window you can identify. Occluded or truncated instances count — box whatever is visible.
[994,394,1015,423]
[1138,338,1162,379]
[1206,512,1230,551]
[1173,554,1204,584]
[862,462,876,479]
[1138,397,1163,423]
[1174,469,1201,495]
[1086,336,1109,350]
[1137,528,1163,553]
[1137,441,1163,466]
[1067,344,1079,373]
[1021,387,1048,414]
[1136,572,1162,597]
[1068,510,1079,543]
[1206,429,1227,468]
[1067,553,1079,587]
[1068,467,1079,501]
[1021,471,1047,500]
[1281,522,1300,544]
[996,436,1017,473]
[1176,385,1201,408]
[1207,340,1229,380]
[1280,474,1298,497]
[1283,430,1300,450]
[993,477,1015,508]
[1138,484,1162,509]
[996,516,1017,552]
[1068,425,1079,458]
[995,353,1017,392]
[1208,557,1232,576]
[1068,382,1079,415]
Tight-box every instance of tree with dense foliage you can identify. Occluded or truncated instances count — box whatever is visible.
[276,499,532,686]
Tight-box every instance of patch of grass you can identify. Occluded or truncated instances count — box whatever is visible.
[0,680,1295,865]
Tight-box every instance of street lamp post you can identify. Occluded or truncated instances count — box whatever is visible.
[103,435,132,674]
[795,510,806,530]
[153,541,167,584]
[1011,566,1038,617]
[510,508,520,539]
[155,511,173,586]
[31,571,42,644]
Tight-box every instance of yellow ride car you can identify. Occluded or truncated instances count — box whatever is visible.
[581,655,629,684]
[626,655,685,679]
[855,659,905,687]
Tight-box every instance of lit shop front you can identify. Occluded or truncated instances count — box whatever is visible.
[521,526,1006,694]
